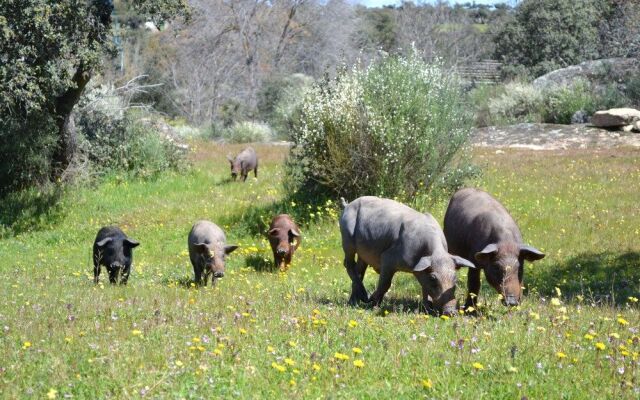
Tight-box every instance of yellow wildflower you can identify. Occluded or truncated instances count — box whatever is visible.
[352,347,362,354]
[595,342,606,351]
[46,388,57,399]
[353,359,365,368]
[334,352,350,361]
[556,352,567,359]
[271,362,286,372]
[348,320,358,328]
[22,341,32,349]
[472,362,484,370]
[131,330,142,336]
[284,358,296,366]
[617,317,629,326]
[422,379,433,389]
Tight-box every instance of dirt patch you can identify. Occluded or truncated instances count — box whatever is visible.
[472,123,640,150]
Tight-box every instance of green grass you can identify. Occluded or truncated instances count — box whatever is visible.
[0,143,639,398]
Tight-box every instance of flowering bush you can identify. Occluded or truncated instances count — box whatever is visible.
[285,54,476,202]
[221,121,274,143]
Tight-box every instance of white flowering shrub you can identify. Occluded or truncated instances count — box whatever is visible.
[488,82,545,124]
[222,121,274,143]
[285,54,477,202]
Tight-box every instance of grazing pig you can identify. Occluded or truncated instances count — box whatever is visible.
[93,226,140,285]
[339,196,476,316]
[226,147,258,182]
[267,214,301,272]
[443,188,545,308]
[188,220,239,286]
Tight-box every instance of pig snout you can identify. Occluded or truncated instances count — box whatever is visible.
[441,303,458,317]
[502,294,520,307]
[213,271,225,279]
[276,248,287,257]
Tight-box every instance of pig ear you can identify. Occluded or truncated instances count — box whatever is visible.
[475,243,498,263]
[268,228,279,237]
[96,237,113,247]
[125,238,140,248]
[224,245,239,255]
[452,255,476,269]
[520,245,545,261]
[413,256,432,272]
[194,243,210,253]
[289,228,301,237]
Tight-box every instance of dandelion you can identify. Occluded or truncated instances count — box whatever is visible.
[213,348,222,356]
[422,379,433,389]
[584,334,594,340]
[334,352,350,361]
[595,342,606,351]
[288,341,297,347]
[267,345,275,353]
[22,341,32,349]
[440,315,450,321]
[239,328,247,335]
[271,362,286,372]
[284,358,296,366]
[175,360,184,367]
[289,379,296,386]
[312,363,321,371]
[353,359,365,368]
[46,388,57,399]
[131,329,142,336]
[348,320,358,328]
[352,347,362,354]
[472,362,484,370]
[617,317,629,326]
[556,352,567,359]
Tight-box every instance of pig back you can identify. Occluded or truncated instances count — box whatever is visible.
[237,147,257,169]
[341,197,445,268]
[188,220,226,255]
[443,188,522,257]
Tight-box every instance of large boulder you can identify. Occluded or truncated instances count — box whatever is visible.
[591,108,640,128]
[532,58,640,90]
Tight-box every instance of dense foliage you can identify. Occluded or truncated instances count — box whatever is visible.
[493,0,603,78]
[286,54,477,203]
[0,0,188,194]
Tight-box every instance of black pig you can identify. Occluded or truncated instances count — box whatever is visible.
[93,226,140,284]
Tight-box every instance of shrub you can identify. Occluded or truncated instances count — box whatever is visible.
[75,85,185,178]
[221,121,273,144]
[257,73,313,139]
[285,54,477,203]
[488,82,545,124]
[541,79,597,124]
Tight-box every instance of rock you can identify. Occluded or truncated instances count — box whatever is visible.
[622,125,634,132]
[533,58,640,90]
[571,110,589,124]
[634,121,640,132]
[592,108,640,128]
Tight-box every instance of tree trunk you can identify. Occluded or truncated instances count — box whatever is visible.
[50,65,92,180]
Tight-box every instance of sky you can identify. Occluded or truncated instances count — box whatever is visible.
[359,0,505,7]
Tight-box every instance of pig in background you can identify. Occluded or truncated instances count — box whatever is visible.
[227,147,258,182]
[93,226,140,284]
[188,220,239,286]
[339,196,476,316]
[444,188,545,309]
[267,214,301,272]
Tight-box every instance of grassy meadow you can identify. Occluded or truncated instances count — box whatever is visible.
[0,143,639,399]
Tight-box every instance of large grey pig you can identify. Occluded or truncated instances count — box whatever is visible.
[188,220,239,286]
[93,226,140,284]
[443,188,545,308]
[339,196,476,315]
[226,147,258,182]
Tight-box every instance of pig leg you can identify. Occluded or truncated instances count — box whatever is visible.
[254,165,258,178]
[120,265,130,285]
[464,268,482,309]
[344,251,368,305]
[107,267,118,284]
[368,252,397,306]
